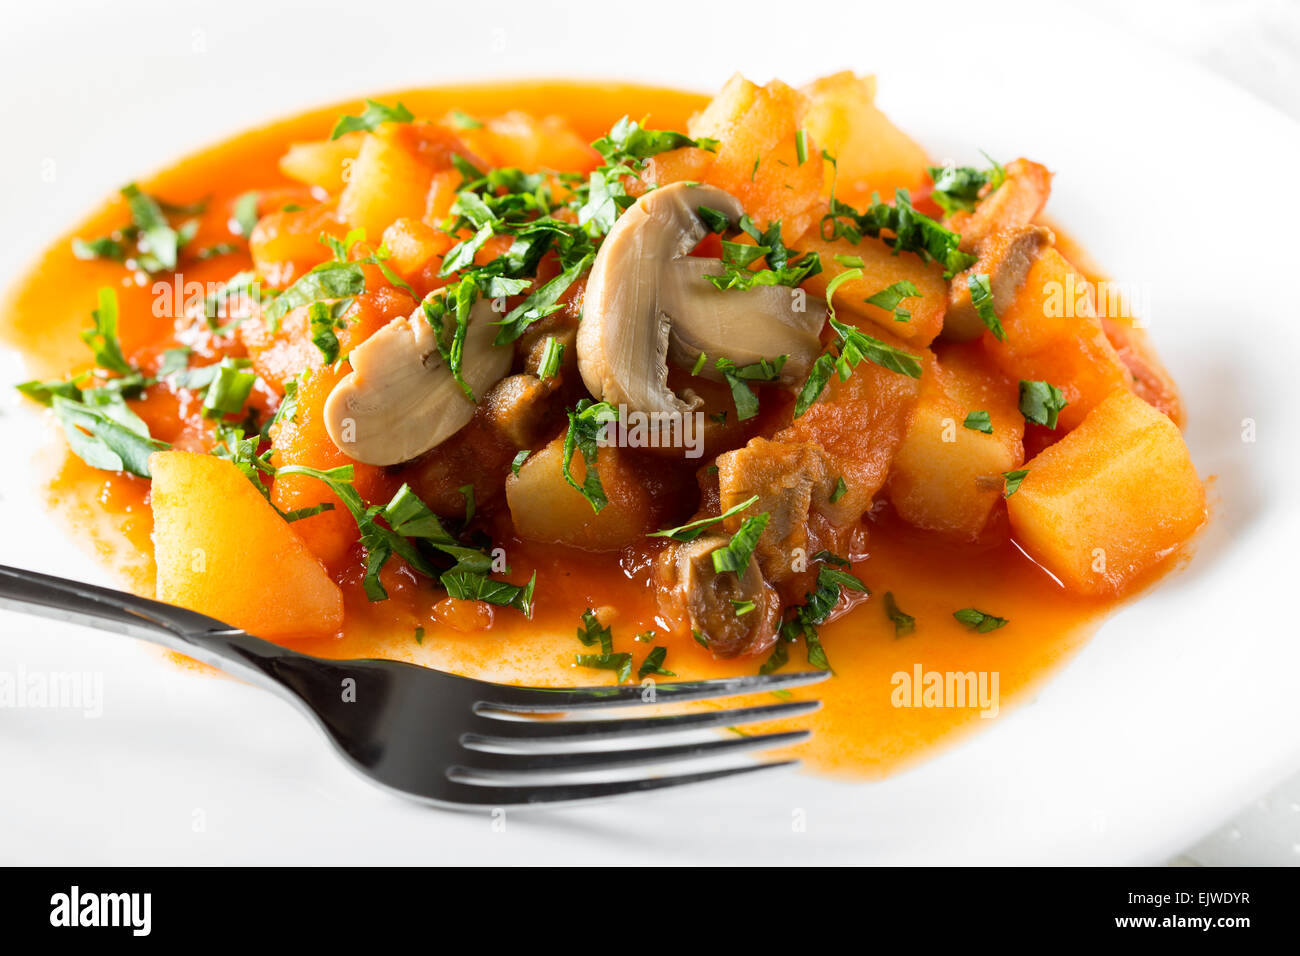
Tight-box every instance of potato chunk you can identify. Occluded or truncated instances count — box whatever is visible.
[506,437,657,552]
[889,346,1024,539]
[151,451,343,640]
[1006,389,1205,594]
[794,220,948,345]
[338,123,468,237]
[279,132,364,194]
[688,74,824,242]
[800,72,930,205]
[452,111,599,172]
[982,248,1133,430]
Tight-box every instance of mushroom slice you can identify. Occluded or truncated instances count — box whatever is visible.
[662,257,826,384]
[324,299,511,466]
[578,181,827,415]
[942,225,1053,342]
[655,533,782,658]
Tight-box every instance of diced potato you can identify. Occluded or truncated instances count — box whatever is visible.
[338,123,467,238]
[800,72,930,206]
[453,111,599,172]
[151,451,343,640]
[380,217,453,284]
[249,201,347,289]
[506,437,657,552]
[794,220,948,345]
[278,132,364,194]
[689,75,824,242]
[889,345,1025,539]
[269,366,398,573]
[982,248,1133,430]
[1007,389,1205,594]
[639,147,717,192]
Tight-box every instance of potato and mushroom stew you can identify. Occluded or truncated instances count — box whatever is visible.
[7,74,1206,774]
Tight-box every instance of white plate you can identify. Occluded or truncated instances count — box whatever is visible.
[2,0,1298,865]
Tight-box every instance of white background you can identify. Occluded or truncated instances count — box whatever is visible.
[1,0,1298,864]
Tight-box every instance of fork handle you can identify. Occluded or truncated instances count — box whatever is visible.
[0,564,301,689]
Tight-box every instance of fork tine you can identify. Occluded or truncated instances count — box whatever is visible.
[452,729,809,777]
[442,760,799,807]
[464,699,819,749]
[474,669,830,712]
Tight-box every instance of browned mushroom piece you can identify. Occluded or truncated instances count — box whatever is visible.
[943,225,1055,342]
[946,157,1054,251]
[480,373,562,449]
[655,533,782,658]
[714,437,838,584]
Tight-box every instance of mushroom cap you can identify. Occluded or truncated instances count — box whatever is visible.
[577,182,743,416]
[663,533,781,658]
[578,181,828,416]
[324,298,511,466]
[662,257,826,385]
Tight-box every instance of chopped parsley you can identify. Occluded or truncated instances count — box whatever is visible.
[231,191,260,238]
[714,355,786,421]
[264,259,366,324]
[704,216,821,291]
[821,189,976,277]
[963,410,993,434]
[330,99,414,140]
[794,317,922,417]
[1018,380,1067,429]
[80,288,133,375]
[307,300,349,365]
[883,592,915,637]
[764,556,868,671]
[1002,469,1029,497]
[52,395,168,479]
[864,280,922,322]
[637,645,676,679]
[535,336,564,381]
[953,608,1009,633]
[561,399,618,513]
[927,156,1006,216]
[575,608,632,682]
[648,495,759,542]
[829,476,848,503]
[968,273,1006,340]
[201,357,257,418]
[710,512,770,575]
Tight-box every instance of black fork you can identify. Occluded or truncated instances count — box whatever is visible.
[0,565,826,808]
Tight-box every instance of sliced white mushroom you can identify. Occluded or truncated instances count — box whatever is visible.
[662,258,826,385]
[324,299,511,466]
[577,182,826,416]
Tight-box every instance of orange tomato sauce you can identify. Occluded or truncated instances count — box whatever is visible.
[2,81,1186,779]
